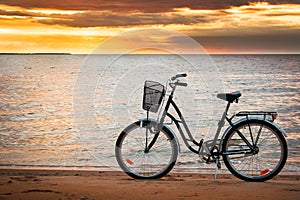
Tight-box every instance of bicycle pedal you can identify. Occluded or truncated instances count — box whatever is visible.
[203,155,216,164]
[202,155,210,163]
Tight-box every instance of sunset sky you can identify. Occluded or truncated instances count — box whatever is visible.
[0,0,299,54]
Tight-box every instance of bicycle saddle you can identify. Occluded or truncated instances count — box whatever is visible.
[217,91,241,103]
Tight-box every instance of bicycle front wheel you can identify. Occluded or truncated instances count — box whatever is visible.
[115,121,178,179]
[222,119,287,182]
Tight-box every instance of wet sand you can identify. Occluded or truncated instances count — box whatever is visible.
[0,169,299,200]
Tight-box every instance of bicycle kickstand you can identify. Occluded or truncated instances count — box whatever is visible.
[214,156,221,180]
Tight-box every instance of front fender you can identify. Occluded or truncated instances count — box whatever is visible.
[139,118,180,153]
[219,116,287,151]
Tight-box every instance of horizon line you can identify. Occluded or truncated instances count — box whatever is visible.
[0,52,299,55]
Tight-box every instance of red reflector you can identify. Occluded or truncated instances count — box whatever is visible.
[273,114,277,120]
[125,158,134,166]
[260,168,270,175]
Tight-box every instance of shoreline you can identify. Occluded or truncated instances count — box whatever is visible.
[1,166,298,176]
[1,169,299,200]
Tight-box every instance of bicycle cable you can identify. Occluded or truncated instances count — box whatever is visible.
[156,79,169,122]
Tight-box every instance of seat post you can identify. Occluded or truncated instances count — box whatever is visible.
[210,102,231,152]
[224,102,231,115]
[219,102,231,127]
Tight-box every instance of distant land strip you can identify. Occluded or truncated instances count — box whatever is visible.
[0,53,72,55]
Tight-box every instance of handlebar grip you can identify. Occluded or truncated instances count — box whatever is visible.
[171,73,187,80]
[178,73,187,78]
[175,82,188,87]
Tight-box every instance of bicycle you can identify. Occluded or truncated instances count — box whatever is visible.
[115,73,288,182]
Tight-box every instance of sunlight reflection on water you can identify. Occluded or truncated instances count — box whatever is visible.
[0,54,299,173]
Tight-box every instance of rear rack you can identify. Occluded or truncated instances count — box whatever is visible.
[236,111,277,121]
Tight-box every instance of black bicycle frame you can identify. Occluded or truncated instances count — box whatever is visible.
[163,92,257,156]
[146,85,259,158]
[157,88,207,154]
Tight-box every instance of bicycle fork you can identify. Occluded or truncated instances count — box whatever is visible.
[141,121,160,154]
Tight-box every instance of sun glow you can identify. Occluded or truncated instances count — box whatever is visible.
[27,9,83,15]
[174,7,217,15]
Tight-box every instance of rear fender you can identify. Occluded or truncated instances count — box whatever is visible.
[219,116,287,151]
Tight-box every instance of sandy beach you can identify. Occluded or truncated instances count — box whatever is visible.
[0,169,299,200]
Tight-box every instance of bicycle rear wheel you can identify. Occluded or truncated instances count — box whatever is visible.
[222,119,287,182]
[115,121,178,179]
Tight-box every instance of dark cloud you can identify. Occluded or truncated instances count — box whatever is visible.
[1,0,299,28]
[1,0,299,13]
[193,29,300,53]
[35,11,212,27]
[0,5,215,27]
[0,9,33,17]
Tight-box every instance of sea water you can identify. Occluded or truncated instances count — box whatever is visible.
[0,54,299,173]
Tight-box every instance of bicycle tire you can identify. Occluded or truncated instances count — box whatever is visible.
[222,119,287,182]
[115,120,178,179]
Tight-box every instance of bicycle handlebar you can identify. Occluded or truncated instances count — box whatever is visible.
[171,73,187,80]
[169,73,188,88]
[175,82,188,87]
